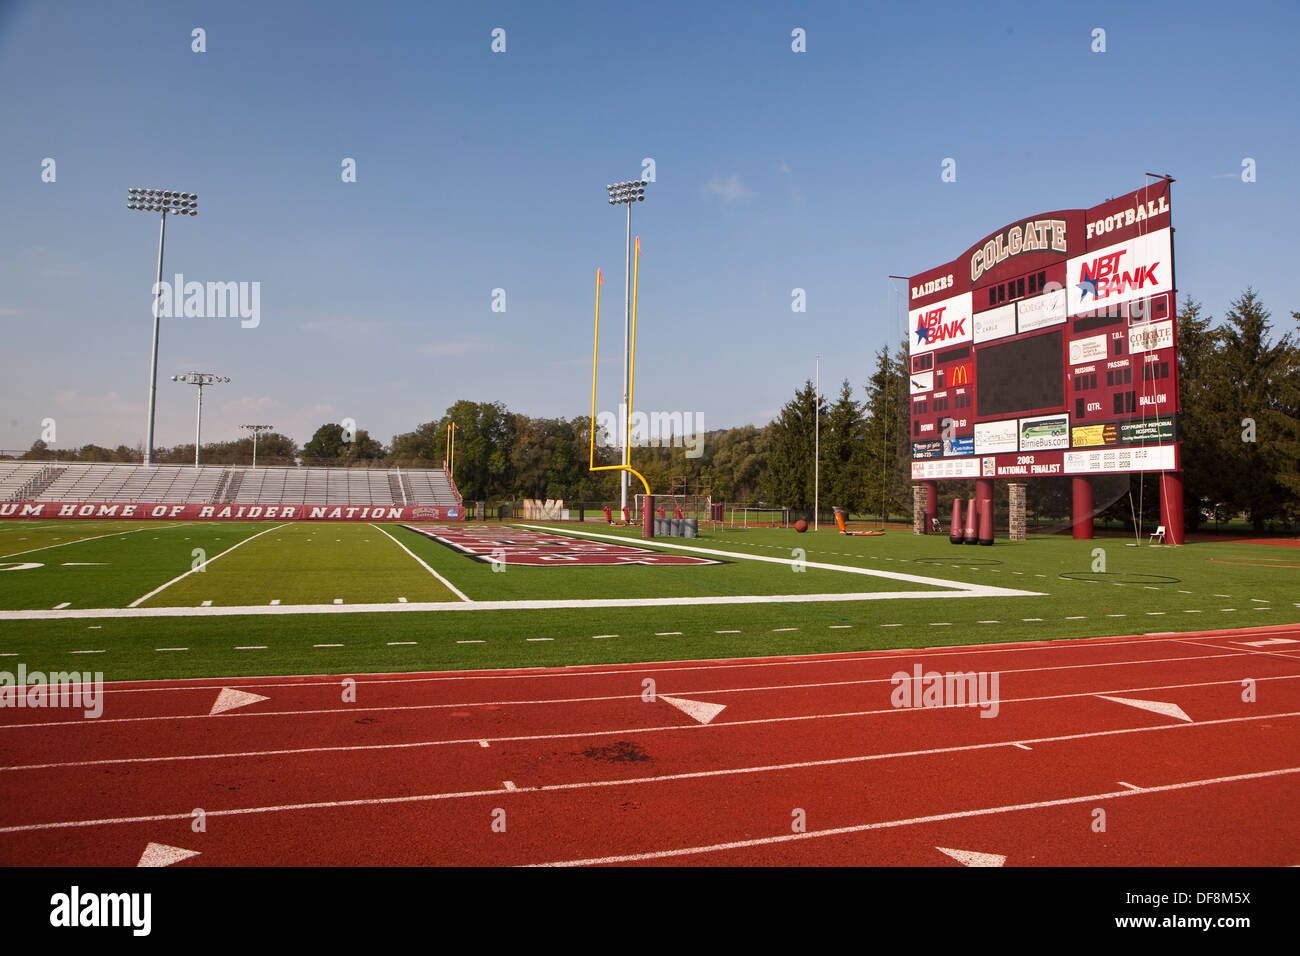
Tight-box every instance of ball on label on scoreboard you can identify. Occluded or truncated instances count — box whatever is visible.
[794,519,808,533]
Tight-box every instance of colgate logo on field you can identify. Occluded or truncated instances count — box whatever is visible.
[1076,249,1159,302]
[914,307,966,345]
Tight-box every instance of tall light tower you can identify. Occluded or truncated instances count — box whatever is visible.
[606,178,648,513]
[127,187,198,466]
[239,424,274,469]
[172,372,229,468]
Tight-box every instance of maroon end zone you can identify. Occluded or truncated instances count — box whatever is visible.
[405,524,722,566]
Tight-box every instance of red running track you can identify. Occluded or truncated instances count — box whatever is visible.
[1,624,1298,866]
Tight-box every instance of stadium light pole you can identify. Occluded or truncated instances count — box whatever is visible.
[172,372,229,468]
[814,354,820,532]
[606,178,648,514]
[127,187,199,466]
[239,424,274,469]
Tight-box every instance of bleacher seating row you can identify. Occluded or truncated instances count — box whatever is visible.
[0,462,461,508]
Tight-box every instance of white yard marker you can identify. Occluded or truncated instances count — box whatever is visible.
[234,646,267,651]
[716,630,740,634]
[458,640,485,644]
[930,622,952,627]
[269,600,280,606]
[332,599,343,605]
[656,631,683,636]
[398,597,408,603]
[387,641,417,646]
[129,524,288,607]
[592,634,617,639]
[772,627,797,632]
[1065,616,1086,620]
[70,649,104,654]
[370,524,471,602]
[52,602,70,610]
[527,637,553,642]
[936,846,1006,867]
[155,648,187,652]
[314,644,343,648]
[210,688,269,715]
[200,600,213,607]
[138,843,200,867]
[829,625,852,629]
[0,526,153,561]
[882,623,903,627]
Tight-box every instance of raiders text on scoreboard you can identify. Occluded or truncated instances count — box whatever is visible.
[907,181,1179,481]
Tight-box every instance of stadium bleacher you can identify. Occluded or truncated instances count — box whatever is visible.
[1,462,461,508]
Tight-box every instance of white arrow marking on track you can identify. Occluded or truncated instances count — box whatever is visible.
[138,842,200,867]
[660,695,726,725]
[210,688,270,715]
[1096,695,1192,722]
[936,846,1006,867]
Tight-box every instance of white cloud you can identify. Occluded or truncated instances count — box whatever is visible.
[705,175,756,203]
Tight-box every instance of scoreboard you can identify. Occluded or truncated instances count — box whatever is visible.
[908,181,1179,481]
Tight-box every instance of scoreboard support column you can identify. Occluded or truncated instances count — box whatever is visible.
[1160,472,1185,545]
[1072,477,1094,540]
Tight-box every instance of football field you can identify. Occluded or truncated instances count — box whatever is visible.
[0,519,1297,680]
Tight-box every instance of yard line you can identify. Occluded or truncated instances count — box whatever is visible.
[0,525,157,560]
[370,524,471,602]
[127,524,289,608]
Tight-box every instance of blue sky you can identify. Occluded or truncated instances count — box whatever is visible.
[1,0,1296,453]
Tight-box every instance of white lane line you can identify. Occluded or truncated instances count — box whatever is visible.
[370,524,471,602]
[530,766,1300,867]
[128,524,289,608]
[8,727,1297,836]
[0,525,157,560]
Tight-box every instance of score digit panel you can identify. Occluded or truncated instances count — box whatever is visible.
[907,181,1180,481]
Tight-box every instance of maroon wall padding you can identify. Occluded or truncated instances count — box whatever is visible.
[964,498,978,544]
[1159,471,1184,545]
[950,499,964,544]
[642,495,655,539]
[978,497,994,545]
[1071,477,1094,540]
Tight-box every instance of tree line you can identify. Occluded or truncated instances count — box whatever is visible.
[11,290,1296,530]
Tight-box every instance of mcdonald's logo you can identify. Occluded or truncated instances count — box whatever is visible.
[950,363,972,386]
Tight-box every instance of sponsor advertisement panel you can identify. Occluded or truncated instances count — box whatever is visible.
[1018,413,1070,451]
[1016,288,1067,333]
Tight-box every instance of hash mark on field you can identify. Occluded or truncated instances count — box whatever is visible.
[457,640,485,644]
[398,597,407,603]
[1106,614,1126,617]
[1214,594,1230,598]
[772,627,797,632]
[87,626,101,629]
[235,646,267,650]
[314,644,343,648]
[387,641,417,646]
[1178,590,1192,594]
[1184,610,1202,613]
[1251,598,1269,603]
[716,630,740,634]
[1146,612,1166,616]
[1022,618,1044,622]
[52,602,70,610]
[70,650,104,654]
[155,648,187,652]
[1065,616,1086,620]
[332,599,343,605]
[1144,586,1160,591]
[930,622,952,627]
[527,637,554,642]
[0,653,16,657]
[269,600,280,605]
[200,600,213,607]
[978,620,999,624]
[656,631,683,636]
[592,634,617,639]
[829,625,852,629]
[1221,609,1236,612]
[881,623,903,628]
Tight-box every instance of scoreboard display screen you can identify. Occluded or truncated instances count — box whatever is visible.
[907,181,1180,480]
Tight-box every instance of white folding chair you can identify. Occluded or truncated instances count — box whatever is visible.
[1149,525,1166,544]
